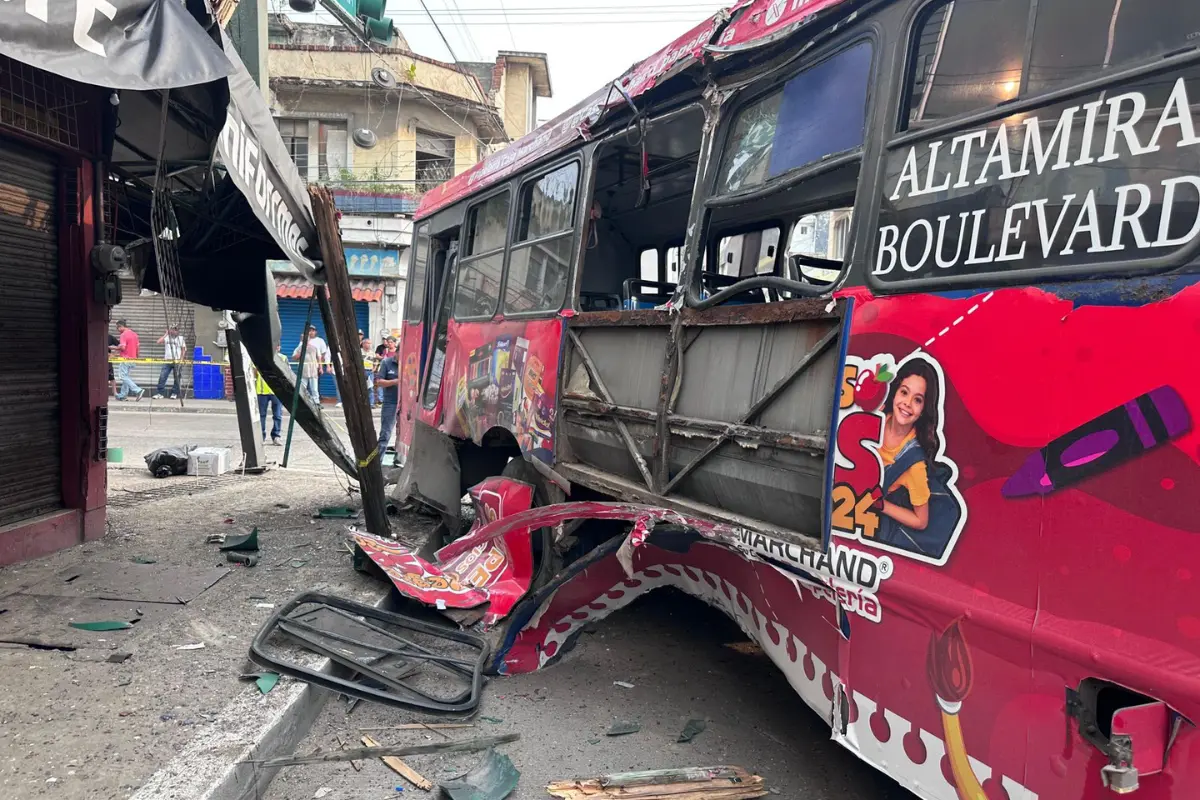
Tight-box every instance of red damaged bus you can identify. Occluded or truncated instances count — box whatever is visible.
[354,0,1200,797]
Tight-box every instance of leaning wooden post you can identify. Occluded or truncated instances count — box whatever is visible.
[307,185,390,537]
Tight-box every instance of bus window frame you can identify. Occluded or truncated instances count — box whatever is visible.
[866,2,1200,296]
[695,27,885,298]
[451,185,514,322]
[404,222,431,324]
[501,155,585,319]
[573,101,706,311]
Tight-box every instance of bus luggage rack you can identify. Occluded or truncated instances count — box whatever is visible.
[249,591,490,713]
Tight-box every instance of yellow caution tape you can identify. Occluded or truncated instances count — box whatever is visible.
[357,448,380,469]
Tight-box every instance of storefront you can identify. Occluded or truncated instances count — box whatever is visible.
[0,57,109,563]
[275,276,375,400]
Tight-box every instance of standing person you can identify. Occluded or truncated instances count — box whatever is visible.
[254,346,286,446]
[107,331,119,396]
[154,326,187,399]
[361,333,376,408]
[111,319,145,401]
[292,324,328,405]
[375,347,400,456]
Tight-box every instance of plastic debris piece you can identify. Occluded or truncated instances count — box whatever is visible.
[439,748,520,800]
[480,716,503,724]
[175,643,205,650]
[106,652,132,664]
[613,681,634,689]
[290,559,309,569]
[547,766,767,799]
[316,506,358,519]
[255,603,275,609]
[256,672,279,694]
[220,528,260,552]
[206,534,226,544]
[132,556,157,564]
[69,621,132,631]
[606,720,640,737]
[678,718,708,743]
[314,789,332,799]
[226,552,260,567]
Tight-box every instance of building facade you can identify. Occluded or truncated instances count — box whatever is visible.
[265,18,550,398]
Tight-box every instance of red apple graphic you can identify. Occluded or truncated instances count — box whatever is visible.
[853,363,893,411]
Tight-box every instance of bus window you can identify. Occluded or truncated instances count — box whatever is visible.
[880,4,1200,287]
[717,41,873,194]
[905,0,1200,129]
[639,249,659,282]
[504,162,580,314]
[582,105,705,311]
[716,228,781,278]
[453,192,510,319]
[405,223,430,323]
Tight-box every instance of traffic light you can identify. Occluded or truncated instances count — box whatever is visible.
[289,0,394,46]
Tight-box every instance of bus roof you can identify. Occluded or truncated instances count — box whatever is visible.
[414,0,852,220]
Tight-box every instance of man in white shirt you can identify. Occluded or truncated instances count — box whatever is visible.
[154,326,187,399]
[292,324,330,404]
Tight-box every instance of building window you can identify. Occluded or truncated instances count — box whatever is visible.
[415,129,456,192]
[318,121,348,180]
[277,119,309,177]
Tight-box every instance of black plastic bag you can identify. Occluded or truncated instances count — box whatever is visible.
[144,445,196,478]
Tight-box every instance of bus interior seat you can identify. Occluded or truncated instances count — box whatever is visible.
[622,279,676,310]
[580,291,621,311]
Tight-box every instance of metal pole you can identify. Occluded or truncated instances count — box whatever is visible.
[282,292,317,468]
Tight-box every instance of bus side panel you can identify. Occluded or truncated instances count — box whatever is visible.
[830,280,1200,800]
[397,320,423,465]
[436,317,564,462]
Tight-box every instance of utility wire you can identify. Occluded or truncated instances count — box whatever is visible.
[498,0,518,48]
[416,0,495,110]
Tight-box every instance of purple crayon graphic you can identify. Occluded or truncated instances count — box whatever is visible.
[1002,386,1191,498]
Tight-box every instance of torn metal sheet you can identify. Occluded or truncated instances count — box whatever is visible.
[355,477,536,627]
[23,563,228,604]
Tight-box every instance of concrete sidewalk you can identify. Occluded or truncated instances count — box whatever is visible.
[0,468,435,800]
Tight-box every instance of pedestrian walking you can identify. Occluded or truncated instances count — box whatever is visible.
[375,348,401,456]
[154,326,187,399]
[111,319,145,401]
[108,331,119,396]
[255,346,286,445]
[292,324,328,405]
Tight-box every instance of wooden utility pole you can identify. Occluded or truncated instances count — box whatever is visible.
[307,186,390,537]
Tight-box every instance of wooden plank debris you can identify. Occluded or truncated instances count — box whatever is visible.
[362,734,433,790]
[546,765,768,799]
[253,733,519,769]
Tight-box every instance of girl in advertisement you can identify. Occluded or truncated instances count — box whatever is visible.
[875,356,963,560]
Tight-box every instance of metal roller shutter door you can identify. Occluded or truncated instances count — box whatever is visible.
[113,284,196,392]
[0,139,61,526]
[277,296,369,398]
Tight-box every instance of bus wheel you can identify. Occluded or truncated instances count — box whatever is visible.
[501,457,562,591]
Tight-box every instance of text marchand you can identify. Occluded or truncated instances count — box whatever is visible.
[737,531,892,592]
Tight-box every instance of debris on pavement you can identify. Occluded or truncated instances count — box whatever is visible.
[361,734,432,790]
[677,719,708,743]
[219,528,260,552]
[606,720,640,737]
[240,671,280,695]
[106,652,133,664]
[254,733,520,768]
[132,556,157,564]
[248,591,489,713]
[207,534,227,544]
[613,681,634,689]
[546,766,767,799]
[439,748,520,800]
[226,552,260,567]
[313,788,332,799]
[360,723,476,733]
[68,620,132,631]
[144,445,196,478]
[316,506,358,519]
[174,643,205,650]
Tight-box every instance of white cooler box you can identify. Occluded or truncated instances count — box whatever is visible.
[188,447,232,476]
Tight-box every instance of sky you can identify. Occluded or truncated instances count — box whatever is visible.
[276,0,731,122]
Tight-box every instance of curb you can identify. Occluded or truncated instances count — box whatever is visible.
[108,405,238,415]
[130,582,392,800]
